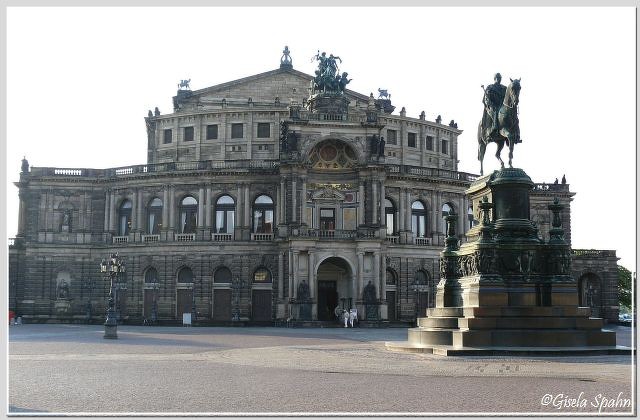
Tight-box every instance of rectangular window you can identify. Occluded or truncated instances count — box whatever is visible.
[441,139,448,155]
[231,123,243,139]
[257,123,270,138]
[163,129,172,144]
[386,129,397,145]
[407,133,417,148]
[426,136,434,151]
[183,127,194,142]
[206,125,218,140]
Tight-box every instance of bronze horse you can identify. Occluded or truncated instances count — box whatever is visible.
[477,78,521,175]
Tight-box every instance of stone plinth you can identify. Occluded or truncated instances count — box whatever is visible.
[387,168,627,356]
[307,93,350,115]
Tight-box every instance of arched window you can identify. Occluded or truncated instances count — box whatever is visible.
[177,266,194,283]
[385,198,396,235]
[253,267,272,283]
[215,195,235,234]
[442,202,454,233]
[414,270,429,285]
[118,200,132,236]
[180,196,198,234]
[214,267,232,283]
[411,201,427,238]
[386,268,397,285]
[147,198,163,234]
[467,205,474,230]
[253,195,274,234]
[144,267,159,283]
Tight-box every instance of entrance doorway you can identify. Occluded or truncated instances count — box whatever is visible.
[252,290,272,322]
[176,289,193,318]
[316,257,353,322]
[317,281,338,321]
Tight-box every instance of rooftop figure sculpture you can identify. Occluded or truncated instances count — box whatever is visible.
[310,50,349,94]
[477,73,521,175]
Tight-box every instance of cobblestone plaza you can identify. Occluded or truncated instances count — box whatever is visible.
[8,324,633,415]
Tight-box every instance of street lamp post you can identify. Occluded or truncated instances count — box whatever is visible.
[100,253,126,339]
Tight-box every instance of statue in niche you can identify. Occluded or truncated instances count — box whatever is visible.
[363,281,376,303]
[58,281,70,300]
[378,136,386,157]
[297,280,310,302]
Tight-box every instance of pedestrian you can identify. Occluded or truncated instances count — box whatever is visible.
[343,310,349,328]
[349,308,357,328]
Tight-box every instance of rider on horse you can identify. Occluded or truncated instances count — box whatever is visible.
[483,73,506,136]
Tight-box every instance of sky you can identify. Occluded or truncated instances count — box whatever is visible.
[5,7,636,270]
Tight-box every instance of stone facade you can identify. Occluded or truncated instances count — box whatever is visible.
[8,52,618,324]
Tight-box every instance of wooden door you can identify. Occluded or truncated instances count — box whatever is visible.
[386,291,397,321]
[213,289,232,321]
[176,289,193,318]
[251,290,272,322]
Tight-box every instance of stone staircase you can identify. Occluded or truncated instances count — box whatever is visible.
[387,305,623,355]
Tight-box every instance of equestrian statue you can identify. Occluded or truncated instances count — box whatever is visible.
[477,73,521,175]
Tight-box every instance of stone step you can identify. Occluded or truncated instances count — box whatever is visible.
[427,306,592,318]
[417,317,460,328]
[407,327,454,346]
[457,316,604,330]
[426,307,464,317]
[452,329,616,348]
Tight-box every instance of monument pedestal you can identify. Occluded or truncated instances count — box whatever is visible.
[387,168,627,356]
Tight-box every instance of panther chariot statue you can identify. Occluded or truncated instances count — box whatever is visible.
[477,73,521,175]
[310,50,351,95]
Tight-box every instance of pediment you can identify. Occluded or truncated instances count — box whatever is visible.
[177,67,368,107]
[312,188,345,201]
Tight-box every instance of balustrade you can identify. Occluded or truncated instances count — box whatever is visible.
[212,233,233,242]
[142,234,160,243]
[112,236,129,244]
[414,237,432,246]
[385,236,399,244]
[176,233,196,242]
[251,233,273,241]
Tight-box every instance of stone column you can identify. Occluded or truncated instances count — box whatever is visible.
[373,250,380,300]
[169,185,175,232]
[276,184,281,226]
[136,189,143,232]
[381,252,387,299]
[236,183,244,229]
[372,181,378,224]
[398,188,405,233]
[279,177,286,224]
[308,251,315,299]
[405,190,412,232]
[291,177,297,223]
[379,181,386,229]
[357,252,364,301]
[244,184,250,230]
[301,176,307,225]
[430,190,437,239]
[130,190,137,233]
[17,191,26,236]
[205,185,212,229]
[278,251,284,299]
[288,249,294,300]
[109,190,116,232]
[457,195,465,237]
[103,190,110,232]
[358,181,365,225]
[162,187,169,231]
[293,251,300,297]
[198,186,205,229]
